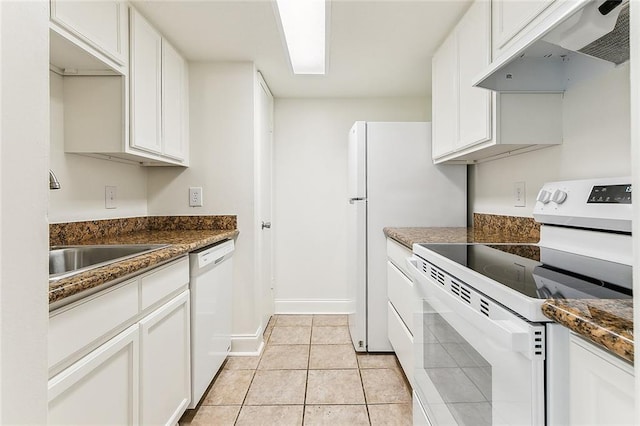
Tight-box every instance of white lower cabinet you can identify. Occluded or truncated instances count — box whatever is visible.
[413,391,432,426]
[48,257,190,425]
[48,324,140,425]
[140,291,191,425]
[569,334,634,425]
[386,238,415,386]
[387,301,413,387]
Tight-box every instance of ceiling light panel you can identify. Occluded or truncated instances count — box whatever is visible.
[276,0,326,74]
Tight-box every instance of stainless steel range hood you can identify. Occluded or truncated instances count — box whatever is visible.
[474,0,629,92]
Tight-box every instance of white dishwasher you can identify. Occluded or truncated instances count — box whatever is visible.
[188,239,234,408]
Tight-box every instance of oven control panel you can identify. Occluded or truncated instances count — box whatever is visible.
[586,184,632,204]
[533,177,632,232]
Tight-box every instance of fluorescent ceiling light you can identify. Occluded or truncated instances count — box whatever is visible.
[275,0,326,75]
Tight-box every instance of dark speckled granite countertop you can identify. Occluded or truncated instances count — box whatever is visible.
[543,299,633,363]
[49,216,238,307]
[383,226,537,248]
[384,221,633,363]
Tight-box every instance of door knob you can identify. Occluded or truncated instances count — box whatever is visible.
[261,221,271,229]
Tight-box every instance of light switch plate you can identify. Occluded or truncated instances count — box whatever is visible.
[189,187,203,207]
[105,186,117,209]
[514,182,526,207]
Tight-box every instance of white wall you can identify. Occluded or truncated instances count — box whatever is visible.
[147,62,262,350]
[0,1,49,422]
[273,98,428,312]
[630,0,640,413]
[49,71,148,223]
[470,63,631,217]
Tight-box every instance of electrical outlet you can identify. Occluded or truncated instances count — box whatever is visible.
[514,182,526,207]
[189,187,203,207]
[105,186,117,209]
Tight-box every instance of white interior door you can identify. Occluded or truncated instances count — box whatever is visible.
[256,73,274,331]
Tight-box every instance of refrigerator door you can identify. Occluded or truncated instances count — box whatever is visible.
[365,122,466,352]
[348,121,366,199]
[347,197,367,352]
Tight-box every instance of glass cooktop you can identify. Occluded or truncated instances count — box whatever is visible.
[417,243,632,300]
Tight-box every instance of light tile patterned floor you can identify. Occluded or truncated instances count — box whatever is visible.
[179,314,413,425]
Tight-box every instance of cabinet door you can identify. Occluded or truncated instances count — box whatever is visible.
[569,335,635,425]
[492,0,556,57]
[431,32,457,159]
[162,39,187,161]
[51,0,128,66]
[48,325,139,425]
[139,290,191,425]
[130,8,162,154]
[456,0,492,150]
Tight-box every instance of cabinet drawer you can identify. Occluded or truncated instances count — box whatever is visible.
[387,238,412,277]
[387,261,415,334]
[140,256,189,311]
[49,278,139,372]
[388,301,414,388]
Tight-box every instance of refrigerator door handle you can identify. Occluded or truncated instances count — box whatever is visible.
[349,197,365,204]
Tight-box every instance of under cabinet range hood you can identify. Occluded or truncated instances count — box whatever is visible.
[475,0,629,92]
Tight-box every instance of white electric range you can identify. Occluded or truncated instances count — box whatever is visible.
[407,177,632,426]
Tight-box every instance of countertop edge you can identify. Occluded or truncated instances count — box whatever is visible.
[542,300,634,364]
[49,229,239,306]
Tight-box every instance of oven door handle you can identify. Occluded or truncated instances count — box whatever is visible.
[406,257,531,353]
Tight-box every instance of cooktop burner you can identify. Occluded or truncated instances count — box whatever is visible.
[417,243,632,301]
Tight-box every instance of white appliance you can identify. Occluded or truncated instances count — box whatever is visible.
[188,239,235,408]
[347,121,466,352]
[408,177,632,425]
[475,0,629,92]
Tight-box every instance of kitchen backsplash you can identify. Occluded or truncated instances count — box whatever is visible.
[473,213,540,243]
[50,215,237,246]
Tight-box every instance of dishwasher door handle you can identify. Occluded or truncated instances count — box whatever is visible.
[197,240,235,269]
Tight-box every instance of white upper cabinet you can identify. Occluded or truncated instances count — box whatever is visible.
[431,33,457,158]
[162,40,188,160]
[51,0,128,66]
[50,0,128,73]
[64,7,189,166]
[432,1,492,161]
[492,0,557,60]
[456,0,492,150]
[431,0,562,164]
[129,7,189,164]
[130,8,163,155]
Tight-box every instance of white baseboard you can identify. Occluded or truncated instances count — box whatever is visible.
[230,325,265,355]
[274,299,351,314]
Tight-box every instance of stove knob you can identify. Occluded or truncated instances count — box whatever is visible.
[536,189,551,204]
[551,189,567,204]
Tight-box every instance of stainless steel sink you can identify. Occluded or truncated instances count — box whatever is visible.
[49,244,169,281]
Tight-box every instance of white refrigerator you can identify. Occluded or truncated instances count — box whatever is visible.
[347,121,466,352]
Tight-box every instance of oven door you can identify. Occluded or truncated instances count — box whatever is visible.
[407,257,546,426]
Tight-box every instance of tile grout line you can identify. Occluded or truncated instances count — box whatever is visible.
[358,362,373,425]
[302,327,312,425]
